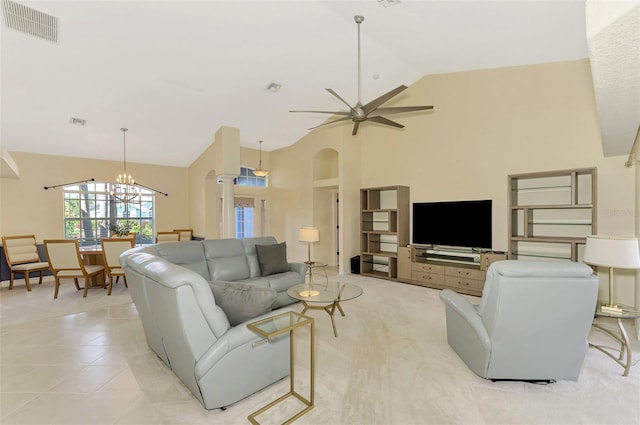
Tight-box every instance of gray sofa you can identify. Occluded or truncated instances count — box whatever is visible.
[120,236,307,409]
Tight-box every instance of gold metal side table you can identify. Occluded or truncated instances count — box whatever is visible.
[247,311,315,424]
[590,302,640,376]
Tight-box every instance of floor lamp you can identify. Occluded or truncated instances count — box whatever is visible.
[583,235,640,313]
[299,227,320,297]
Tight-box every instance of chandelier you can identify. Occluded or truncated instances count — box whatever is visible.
[253,140,269,177]
[110,127,139,203]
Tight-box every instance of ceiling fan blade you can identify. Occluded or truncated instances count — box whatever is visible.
[290,109,352,116]
[309,116,353,130]
[352,121,360,135]
[326,88,357,113]
[361,85,408,115]
[367,116,405,129]
[369,105,434,117]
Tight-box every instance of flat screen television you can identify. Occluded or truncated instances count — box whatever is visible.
[412,200,492,249]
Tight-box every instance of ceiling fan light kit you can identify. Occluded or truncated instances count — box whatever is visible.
[291,15,434,135]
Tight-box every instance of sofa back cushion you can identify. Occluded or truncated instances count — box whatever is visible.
[153,241,210,280]
[241,236,278,278]
[203,239,251,281]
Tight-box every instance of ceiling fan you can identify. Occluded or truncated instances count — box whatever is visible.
[290,15,434,136]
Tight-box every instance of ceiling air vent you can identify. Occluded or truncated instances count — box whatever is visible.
[1,0,58,43]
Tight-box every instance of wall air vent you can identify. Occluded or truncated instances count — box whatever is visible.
[1,0,58,43]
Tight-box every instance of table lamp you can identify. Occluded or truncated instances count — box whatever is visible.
[583,235,640,313]
[299,227,320,297]
[299,227,320,265]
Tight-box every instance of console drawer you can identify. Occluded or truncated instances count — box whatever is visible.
[445,266,485,281]
[412,263,445,274]
[445,276,484,291]
[411,271,445,285]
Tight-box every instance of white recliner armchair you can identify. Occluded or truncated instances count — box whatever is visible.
[439,260,598,382]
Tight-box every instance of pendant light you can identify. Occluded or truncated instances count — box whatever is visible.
[253,140,269,177]
[110,127,139,203]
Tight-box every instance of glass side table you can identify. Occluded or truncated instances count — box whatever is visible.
[590,302,640,376]
[247,311,315,424]
[305,261,328,284]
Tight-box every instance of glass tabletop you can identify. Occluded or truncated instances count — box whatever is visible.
[287,282,363,303]
[247,311,313,339]
[594,302,640,319]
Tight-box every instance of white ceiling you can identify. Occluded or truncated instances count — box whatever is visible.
[0,0,615,167]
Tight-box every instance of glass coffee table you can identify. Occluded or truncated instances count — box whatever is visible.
[287,282,362,337]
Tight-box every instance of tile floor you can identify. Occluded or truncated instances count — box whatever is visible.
[0,277,266,424]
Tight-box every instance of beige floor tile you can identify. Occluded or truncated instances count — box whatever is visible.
[47,365,127,393]
[53,392,145,425]
[0,392,39,420]
[113,396,160,425]
[0,392,87,424]
[1,363,84,392]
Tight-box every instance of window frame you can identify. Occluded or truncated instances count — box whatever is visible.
[63,181,155,246]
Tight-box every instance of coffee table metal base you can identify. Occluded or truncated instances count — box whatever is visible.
[299,300,345,337]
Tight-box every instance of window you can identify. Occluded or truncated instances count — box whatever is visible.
[235,166,267,187]
[235,197,255,239]
[63,182,154,246]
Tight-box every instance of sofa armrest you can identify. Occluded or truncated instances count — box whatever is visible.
[194,306,296,379]
[288,262,308,277]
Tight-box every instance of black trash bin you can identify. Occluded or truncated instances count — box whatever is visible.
[350,255,361,274]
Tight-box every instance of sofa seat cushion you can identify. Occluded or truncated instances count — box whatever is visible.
[256,242,289,276]
[266,271,304,292]
[208,281,277,326]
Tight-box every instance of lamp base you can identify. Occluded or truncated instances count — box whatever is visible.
[299,290,320,297]
[601,304,624,314]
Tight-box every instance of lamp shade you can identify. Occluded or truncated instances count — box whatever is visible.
[583,235,640,269]
[299,227,320,243]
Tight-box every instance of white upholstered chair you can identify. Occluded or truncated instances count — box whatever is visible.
[156,231,180,244]
[44,239,105,299]
[2,235,50,291]
[173,229,193,242]
[101,237,135,295]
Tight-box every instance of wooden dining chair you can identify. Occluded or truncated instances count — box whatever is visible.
[101,237,135,295]
[2,235,50,291]
[173,229,193,242]
[43,239,105,299]
[156,231,180,244]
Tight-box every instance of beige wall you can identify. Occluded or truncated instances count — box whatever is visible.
[267,59,636,304]
[0,152,189,240]
[2,58,637,305]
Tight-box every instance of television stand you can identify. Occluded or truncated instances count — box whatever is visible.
[397,246,506,296]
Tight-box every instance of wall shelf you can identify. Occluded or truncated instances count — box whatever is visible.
[508,167,597,262]
[360,186,409,281]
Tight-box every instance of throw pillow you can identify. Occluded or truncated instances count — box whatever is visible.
[255,242,289,276]
[208,281,277,326]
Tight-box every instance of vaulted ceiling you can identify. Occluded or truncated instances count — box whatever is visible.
[1,1,637,168]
